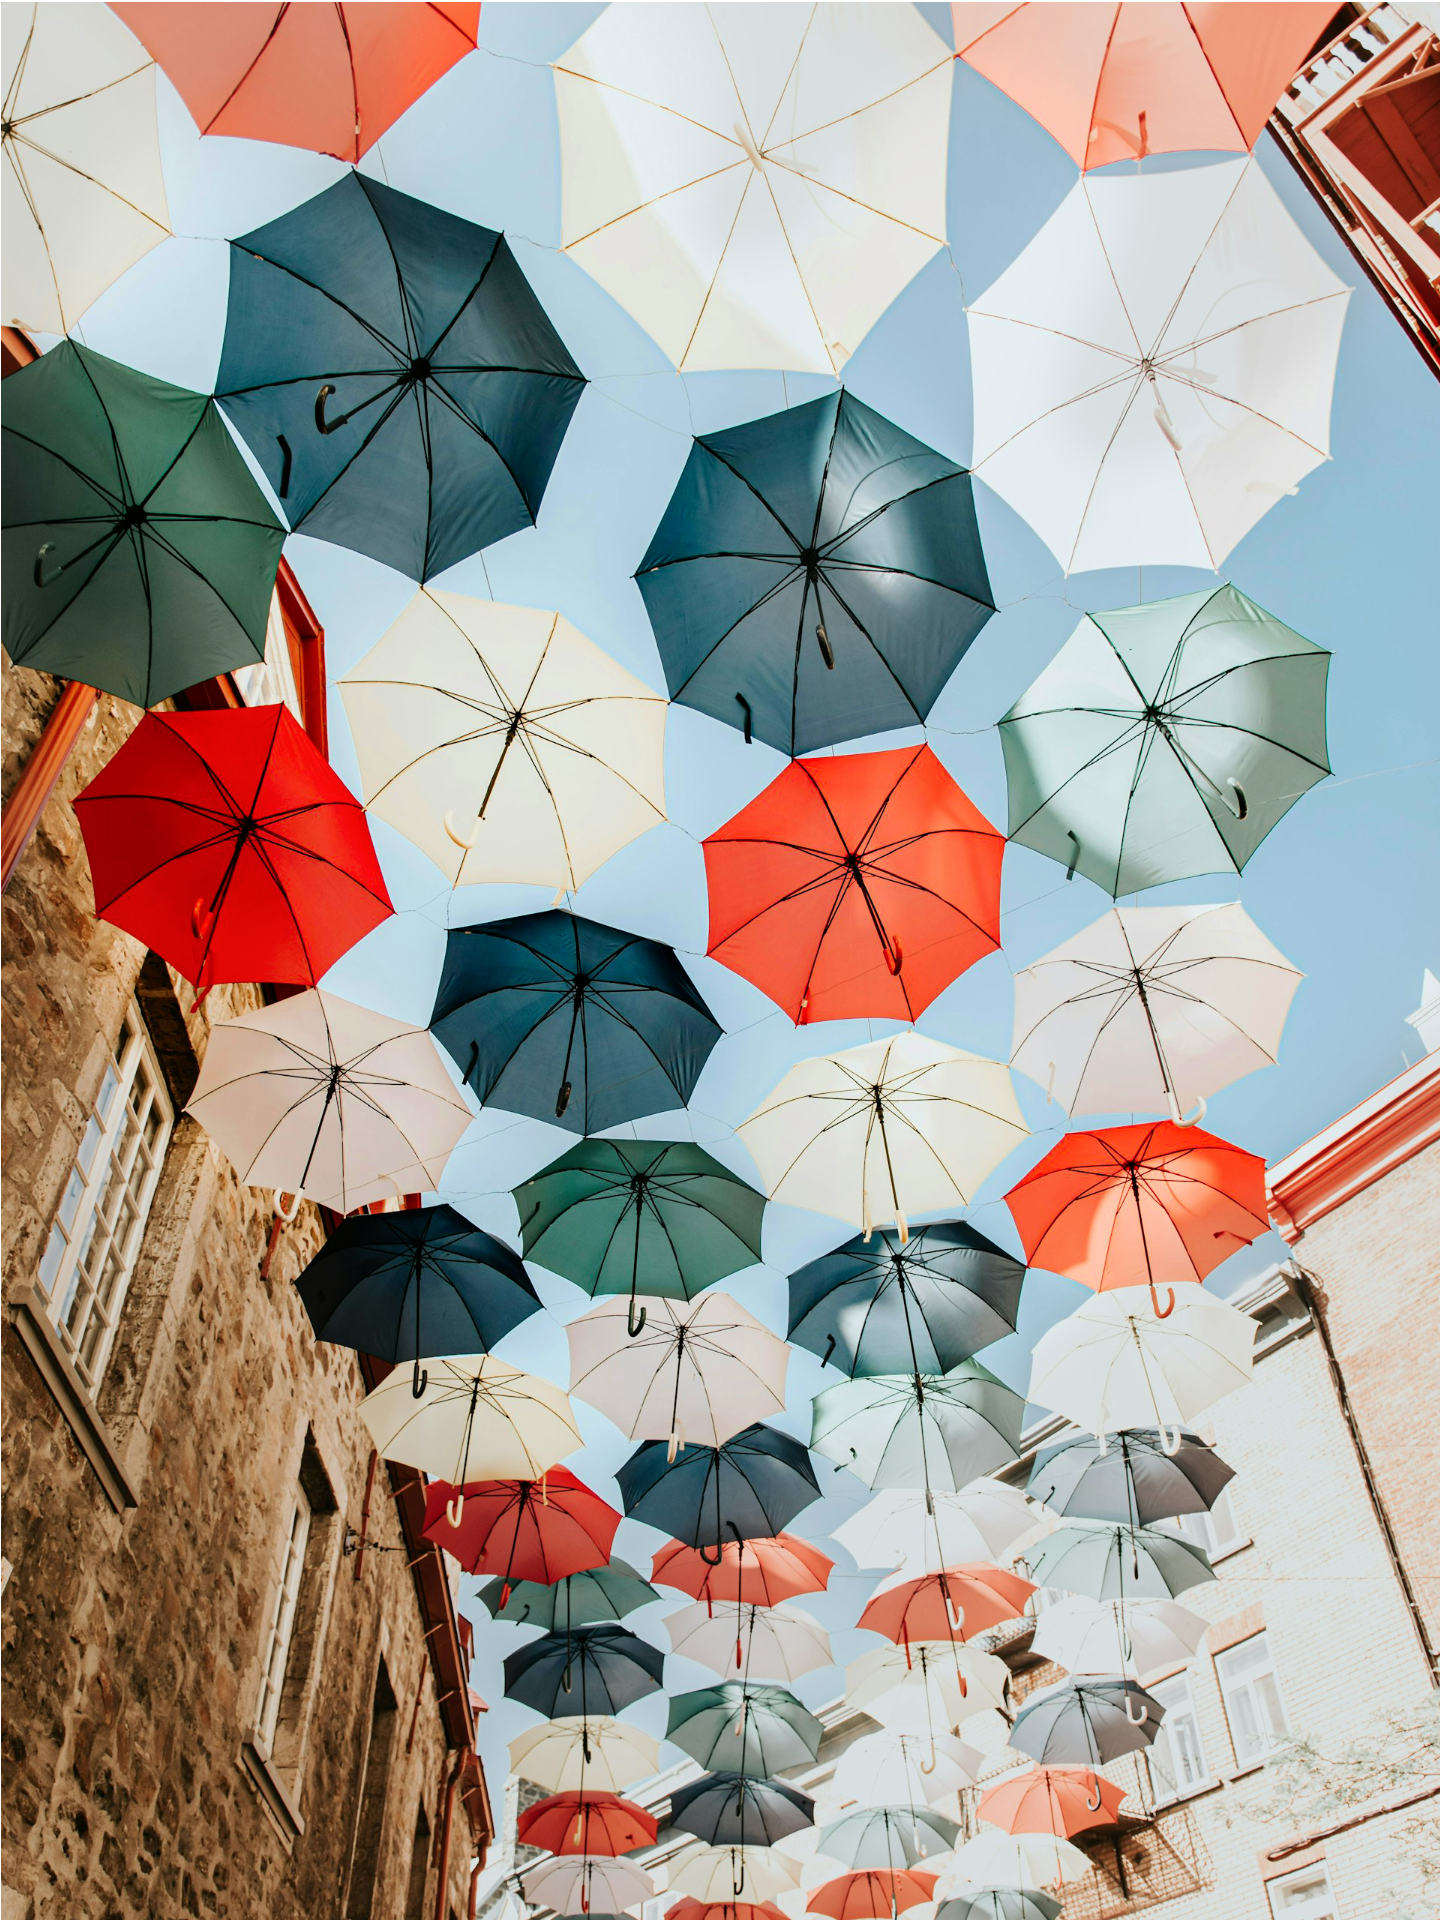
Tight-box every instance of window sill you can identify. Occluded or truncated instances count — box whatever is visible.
[10,1293,138,1514]
[239,1740,305,1849]
[1224,1760,1270,1783]
[1151,1776,1223,1811]
[1210,1538,1254,1566]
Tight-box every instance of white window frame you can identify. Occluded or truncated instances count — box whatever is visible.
[231,588,304,721]
[1217,1630,1291,1767]
[256,1493,312,1756]
[1268,1863,1339,1919]
[35,1002,173,1391]
[1165,1484,1244,1559]
[1146,1670,1212,1803]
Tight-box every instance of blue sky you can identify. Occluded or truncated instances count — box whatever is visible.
[78,2,1440,1800]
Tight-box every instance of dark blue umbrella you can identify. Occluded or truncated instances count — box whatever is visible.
[216,173,585,581]
[669,1772,814,1848]
[503,1623,665,1718]
[430,910,723,1135]
[635,389,993,756]
[616,1423,819,1557]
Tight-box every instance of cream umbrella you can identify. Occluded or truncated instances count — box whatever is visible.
[940,1831,1091,1890]
[509,1717,661,1794]
[834,1482,1039,1574]
[522,1855,656,1916]
[339,591,667,893]
[553,3,952,374]
[827,1730,983,1811]
[738,1034,1028,1239]
[670,1846,802,1904]
[1031,1596,1208,1682]
[845,1643,1010,1734]
[968,158,1350,572]
[359,1354,580,1494]
[1010,902,1302,1124]
[662,1600,832,1683]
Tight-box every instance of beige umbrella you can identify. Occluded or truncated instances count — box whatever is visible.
[833,1481,1038,1575]
[522,1854,656,1916]
[509,1717,660,1794]
[359,1354,580,1499]
[662,1600,832,1683]
[670,1846,801,1904]
[845,1642,1010,1733]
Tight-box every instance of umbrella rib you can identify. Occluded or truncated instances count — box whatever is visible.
[5,125,169,233]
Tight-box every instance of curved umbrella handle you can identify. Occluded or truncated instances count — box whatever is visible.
[499,1581,513,1609]
[667,1420,684,1465]
[1165,1085,1207,1127]
[862,1191,874,1242]
[1124,1694,1150,1727]
[1064,831,1081,882]
[443,809,480,850]
[821,1334,837,1368]
[580,1885,589,1914]
[1159,1423,1184,1457]
[411,1355,429,1398]
[34,542,63,589]
[919,1745,936,1775]
[1086,1775,1104,1813]
[698,1539,724,1567]
[191,897,216,940]
[883,937,903,976]
[315,383,339,433]
[1224,778,1248,821]
[1095,1430,1110,1458]
[273,1188,301,1223]
[815,620,835,671]
[1149,1283,1177,1319]
[628,1295,648,1340]
[445,1490,465,1528]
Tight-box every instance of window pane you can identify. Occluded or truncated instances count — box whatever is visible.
[1218,1633,1289,1766]
[1147,1675,1208,1798]
[1269,1865,1337,1918]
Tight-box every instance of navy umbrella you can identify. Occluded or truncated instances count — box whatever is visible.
[1011,1679,1163,1767]
[295,1204,540,1395]
[617,1424,819,1557]
[478,1559,658,1630]
[670,1772,814,1848]
[1028,1428,1236,1527]
[503,1623,665,1718]
[431,910,723,1135]
[635,389,994,756]
[216,173,585,581]
[787,1222,1024,1378]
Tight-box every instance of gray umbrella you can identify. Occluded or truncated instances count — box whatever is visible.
[938,1895,1061,1920]
[1028,1428,1235,1525]
[1011,1678,1163,1766]
[669,1772,814,1848]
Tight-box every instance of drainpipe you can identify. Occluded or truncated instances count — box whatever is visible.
[434,1750,464,1920]
[469,1855,484,1919]
[1,680,99,891]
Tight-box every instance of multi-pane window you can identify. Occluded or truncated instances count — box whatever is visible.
[1217,1630,1290,1765]
[256,1495,312,1755]
[1166,1484,1243,1557]
[1146,1672,1211,1801]
[35,1003,173,1389]
[1268,1864,1339,1918]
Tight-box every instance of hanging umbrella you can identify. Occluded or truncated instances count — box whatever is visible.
[567,1293,789,1448]
[3,340,284,707]
[998,585,1331,896]
[812,1363,1025,1493]
[1004,1122,1268,1318]
[188,989,472,1213]
[936,1894,1059,1920]
[522,1854,655,1917]
[517,1792,656,1857]
[941,1833,1090,1890]
[808,1872,938,1920]
[858,1565,1036,1646]
[652,1534,833,1609]
[1021,1522,1213,1603]
[1010,1679,1163,1767]
[479,1559,658,1631]
[739,1034,1028,1239]
[667,1684,823,1778]
[968,159,1350,573]
[662,1601,832,1684]
[420,1468,621,1592]
[215,173,584,582]
[1028,1429,1235,1526]
[432,910,722,1135]
[114,2,478,158]
[834,1483,1037,1576]
[668,1848,800,1905]
[1029,1286,1255,1443]
[3,3,169,334]
[670,1902,790,1920]
[845,1644,1010,1733]
[1011,903,1302,1124]
[638,392,991,755]
[554,6,953,374]
[339,591,667,893]
[75,705,392,995]
[789,1224,1023,1378]
[360,1354,579,1487]
[950,3,1336,169]
[672,1774,814,1850]
[504,1623,666,1719]
[818,1808,958,1873]
[1030,1597,1207,1682]
[617,1424,818,1554]
[509,1718,661,1795]
[829,1733,981,1812]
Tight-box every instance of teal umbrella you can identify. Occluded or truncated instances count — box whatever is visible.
[999,584,1330,896]
[1021,1521,1214,1603]
[811,1361,1024,1493]
[667,1683,823,1778]
[2,341,284,706]
[476,1558,658,1629]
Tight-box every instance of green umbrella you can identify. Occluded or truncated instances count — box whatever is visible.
[811,1361,1024,1493]
[1020,1520,1215,1603]
[667,1683,823,1779]
[476,1558,659,1629]
[2,341,284,706]
[999,584,1330,896]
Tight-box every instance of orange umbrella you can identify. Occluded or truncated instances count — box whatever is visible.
[669,1904,790,1920]
[516,1791,657,1856]
[808,1872,938,1920]
[652,1534,834,1610]
[950,3,1335,169]
[978,1764,1127,1837]
[858,1564,1035,1645]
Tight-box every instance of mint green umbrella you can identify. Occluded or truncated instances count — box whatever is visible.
[999,585,1330,896]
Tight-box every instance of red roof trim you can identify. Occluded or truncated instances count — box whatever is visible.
[1268,1053,1440,1240]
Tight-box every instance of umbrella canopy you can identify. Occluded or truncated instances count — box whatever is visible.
[667,1683,824,1778]
[788,1223,1023,1378]
[1021,1522,1213,1603]
[936,1893,1059,1920]
[652,1534,833,1609]
[3,3,169,334]
[739,1034,1028,1239]
[998,586,1331,896]
[432,910,722,1134]
[479,1560,658,1631]
[812,1363,1025,1493]
[668,1848,800,1905]
[1031,1597,1208,1682]
[1010,1679,1163,1767]
[968,159,1350,573]
[617,1424,818,1552]
[828,1733,981,1812]
[1029,1287,1255,1442]
[75,706,391,994]
[845,1644,1010,1733]
[114,2,478,158]
[504,1623,666,1719]
[1011,903,1302,1124]
[340,591,667,892]
[859,1565,1036,1645]
[834,1483,1037,1576]
[670,1902,790,1920]
[554,5,952,374]
[187,989,472,1213]
[808,1872,938,1920]
[671,1774,814,1850]
[818,1808,958,1872]
[517,1791,656,1857]
[360,1354,579,1485]
[662,1601,832,1683]
[3,340,283,707]
[567,1293,789,1447]
[216,173,584,582]
[522,1854,655,1916]
[420,1468,621,1588]
[1028,1429,1235,1527]
[941,1833,1090,1890]
[509,1718,661,1795]
[637,391,992,755]
[950,3,1336,169]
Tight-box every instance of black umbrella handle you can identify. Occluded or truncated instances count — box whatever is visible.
[698,1539,724,1567]
[735,694,753,744]
[411,1355,428,1398]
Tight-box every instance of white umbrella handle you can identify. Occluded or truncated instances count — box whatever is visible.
[1159,1424,1184,1457]
[273,1188,301,1222]
[443,809,480,849]
[446,1490,465,1527]
[1165,1086,1207,1127]
[667,1421,685,1465]
[1124,1694,1150,1726]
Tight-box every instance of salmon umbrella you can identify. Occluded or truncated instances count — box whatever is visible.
[670,1902,789,1920]
[704,747,1003,1024]
[1004,1121,1269,1317]
[651,1533,834,1609]
[522,1855,654,1917]
[420,1468,620,1595]
[113,3,479,159]
[858,1564,1035,1645]
[516,1791,656,1857]
[808,1871,938,1920]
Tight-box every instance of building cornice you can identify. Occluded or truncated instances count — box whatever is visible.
[1267,1052,1440,1241]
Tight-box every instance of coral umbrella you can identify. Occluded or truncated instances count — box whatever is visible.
[517,1791,656,1857]
[510,1718,660,1795]
[1004,1122,1268,1317]
[705,748,1003,1024]
[808,1871,938,1920]
[114,3,478,160]
[651,1534,834,1609]
[420,1468,620,1593]
[859,1565,1035,1645]
[668,1848,799,1905]
[671,1773,814,1849]
[670,1902,789,1920]
[75,706,391,995]
[617,1425,819,1553]
[1028,1429,1235,1527]
[950,3,1336,170]
[567,1293,789,1446]
[522,1854,654,1917]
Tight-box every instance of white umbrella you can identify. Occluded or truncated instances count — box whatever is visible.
[739,1033,1028,1238]
[522,1855,655,1916]
[968,158,1350,572]
[553,2,952,373]
[827,1730,982,1810]
[339,591,667,893]
[940,1831,1091,1890]
[1011,902,1302,1124]
[846,1643,1010,1733]
[661,1600,832,1683]
[566,1291,790,1454]
[359,1354,580,1491]
[1031,1596,1208,1682]
[834,1481,1038,1574]
[3,3,169,333]
[509,1717,660,1794]
[1029,1286,1255,1444]
[187,989,473,1213]
[670,1846,801,1903]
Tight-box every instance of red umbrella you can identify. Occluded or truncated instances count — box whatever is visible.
[808,1872,937,1920]
[74,705,391,995]
[703,745,1003,1024]
[977,1763,1127,1836]
[421,1468,620,1596]
[858,1564,1035,1646]
[516,1791,656,1857]
[651,1533,833,1609]
[1004,1121,1269,1316]
[113,3,479,160]
[669,1902,789,1920]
